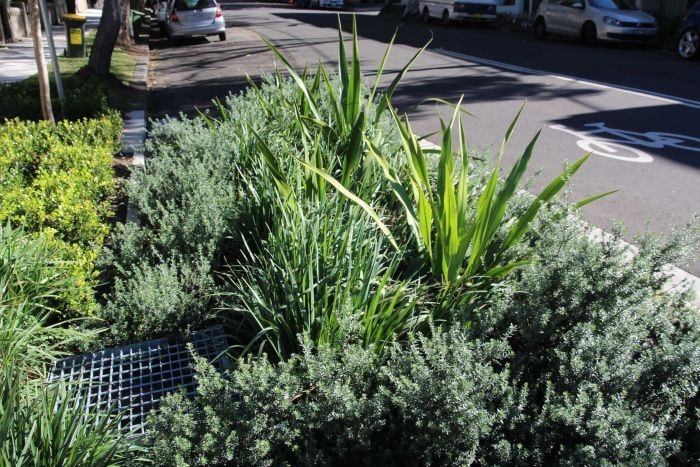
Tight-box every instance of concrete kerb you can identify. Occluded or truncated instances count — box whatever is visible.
[416,139,700,310]
[122,35,150,226]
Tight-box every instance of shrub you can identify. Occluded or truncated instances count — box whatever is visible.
[98,253,219,346]
[0,75,117,122]
[147,328,515,466]
[472,207,700,464]
[0,114,121,317]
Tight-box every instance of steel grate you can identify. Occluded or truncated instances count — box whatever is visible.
[48,326,230,436]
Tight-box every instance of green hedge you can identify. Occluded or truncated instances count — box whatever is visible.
[0,114,122,317]
[0,76,116,122]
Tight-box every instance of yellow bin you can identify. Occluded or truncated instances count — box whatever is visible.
[63,14,87,58]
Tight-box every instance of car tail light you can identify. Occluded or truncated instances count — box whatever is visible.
[215,7,223,17]
[169,11,179,22]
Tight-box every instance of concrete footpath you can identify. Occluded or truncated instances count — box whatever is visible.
[0,8,102,83]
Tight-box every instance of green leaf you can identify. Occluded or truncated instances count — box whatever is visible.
[251,127,297,211]
[341,111,366,186]
[296,158,399,250]
[260,35,322,121]
[501,154,591,253]
[374,39,432,124]
[368,29,397,105]
[575,189,617,209]
[347,15,362,124]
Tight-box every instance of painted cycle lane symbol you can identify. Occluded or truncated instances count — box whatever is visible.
[549,122,700,163]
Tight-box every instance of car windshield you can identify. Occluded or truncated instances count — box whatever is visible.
[589,0,636,10]
[175,0,215,10]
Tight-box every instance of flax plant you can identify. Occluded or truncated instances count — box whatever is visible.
[255,15,429,196]
[367,101,605,286]
[0,225,138,465]
[223,199,424,361]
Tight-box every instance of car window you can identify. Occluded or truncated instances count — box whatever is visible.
[174,0,216,10]
[588,0,636,10]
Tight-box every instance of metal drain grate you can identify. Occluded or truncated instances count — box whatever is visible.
[48,326,230,436]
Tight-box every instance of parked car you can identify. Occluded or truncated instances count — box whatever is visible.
[534,0,658,44]
[419,0,498,25]
[165,0,226,45]
[676,2,699,59]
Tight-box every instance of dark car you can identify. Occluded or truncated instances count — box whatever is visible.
[677,2,700,59]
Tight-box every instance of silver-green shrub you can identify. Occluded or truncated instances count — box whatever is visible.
[472,207,700,464]
[147,328,515,466]
[98,253,219,346]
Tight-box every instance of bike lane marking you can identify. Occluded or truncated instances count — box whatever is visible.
[433,48,700,111]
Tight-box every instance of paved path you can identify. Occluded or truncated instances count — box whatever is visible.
[0,8,102,83]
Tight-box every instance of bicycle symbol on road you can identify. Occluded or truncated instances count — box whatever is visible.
[549,122,700,163]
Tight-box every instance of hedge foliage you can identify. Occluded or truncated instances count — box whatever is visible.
[0,114,121,316]
[0,76,116,122]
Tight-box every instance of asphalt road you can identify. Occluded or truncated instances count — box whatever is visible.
[149,2,700,274]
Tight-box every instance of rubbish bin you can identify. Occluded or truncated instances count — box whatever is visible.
[131,10,145,38]
[63,14,87,58]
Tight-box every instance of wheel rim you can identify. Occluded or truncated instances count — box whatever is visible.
[678,30,699,58]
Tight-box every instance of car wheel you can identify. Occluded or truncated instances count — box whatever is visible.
[219,32,226,42]
[678,28,699,59]
[422,6,430,23]
[441,9,450,26]
[534,17,547,39]
[168,34,178,46]
[581,22,597,45]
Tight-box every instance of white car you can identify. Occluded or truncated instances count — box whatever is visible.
[420,0,498,25]
[534,0,658,44]
[165,0,226,45]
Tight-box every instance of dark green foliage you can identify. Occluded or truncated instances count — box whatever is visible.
[148,328,515,466]
[0,75,117,121]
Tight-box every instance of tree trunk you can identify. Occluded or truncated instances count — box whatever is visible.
[116,0,131,47]
[86,0,120,75]
[28,0,54,123]
[0,0,16,42]
[0,13,6,44]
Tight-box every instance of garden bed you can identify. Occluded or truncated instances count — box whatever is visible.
[1,19,698,466]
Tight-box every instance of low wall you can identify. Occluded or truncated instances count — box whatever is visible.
[9,5,27,39]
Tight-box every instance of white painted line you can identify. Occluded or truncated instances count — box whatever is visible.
[433,48,700,111]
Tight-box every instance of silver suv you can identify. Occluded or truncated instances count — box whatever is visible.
[534,0,658,44]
